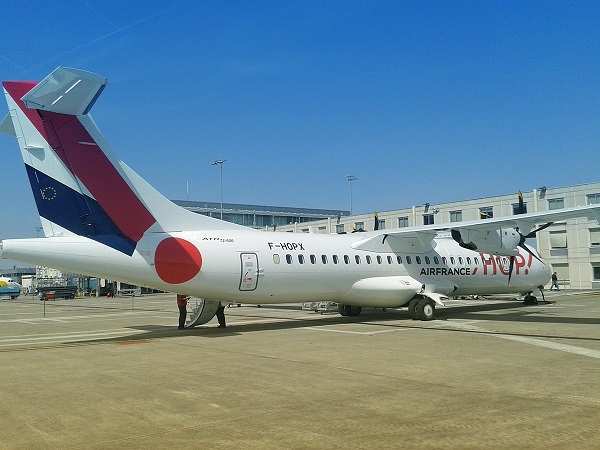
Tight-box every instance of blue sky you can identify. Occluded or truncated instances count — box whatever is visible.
[1,1,599,267]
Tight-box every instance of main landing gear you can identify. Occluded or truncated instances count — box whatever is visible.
[337,304,362,316]
[407,297,435,321]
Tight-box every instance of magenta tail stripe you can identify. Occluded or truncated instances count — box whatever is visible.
[3,80,156,243]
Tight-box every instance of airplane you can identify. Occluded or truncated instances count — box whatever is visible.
[2,67,600,326]
[0,277,22,299]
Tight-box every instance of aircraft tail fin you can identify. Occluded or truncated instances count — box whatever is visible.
[2,67,247,256]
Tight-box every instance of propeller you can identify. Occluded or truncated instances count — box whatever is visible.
[507,221,553,284]
[452,191,553,284]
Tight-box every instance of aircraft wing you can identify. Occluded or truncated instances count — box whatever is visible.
[351,204,600,254]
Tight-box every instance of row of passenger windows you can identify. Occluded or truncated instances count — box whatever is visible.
[273,253,510,266]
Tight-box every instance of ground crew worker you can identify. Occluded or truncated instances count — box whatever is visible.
[177,294,189,329]
[216,302,226,328]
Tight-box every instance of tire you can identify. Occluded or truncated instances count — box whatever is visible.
[346,305,362,317]
[407,298,420,320]
[338,303,349,316]
[416,298,435,321]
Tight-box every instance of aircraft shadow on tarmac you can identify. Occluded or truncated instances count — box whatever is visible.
[70,298,600,346]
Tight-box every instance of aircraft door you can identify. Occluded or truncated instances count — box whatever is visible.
[239,253,259,291]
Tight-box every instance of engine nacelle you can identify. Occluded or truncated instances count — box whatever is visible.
[451,227,520,256]
[342,275,422,307]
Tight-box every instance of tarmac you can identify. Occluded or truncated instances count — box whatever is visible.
[1,291,600,449]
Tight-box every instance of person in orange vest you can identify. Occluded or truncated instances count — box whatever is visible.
[177,294,189,330]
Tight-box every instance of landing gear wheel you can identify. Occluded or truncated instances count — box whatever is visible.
[338,303,349,316]
[416,298,435,321]
[345,305,362,316]
[408,298,420,320]
[523,294,538,306]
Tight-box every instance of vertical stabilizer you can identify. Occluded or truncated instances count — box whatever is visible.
[2,67,248,256]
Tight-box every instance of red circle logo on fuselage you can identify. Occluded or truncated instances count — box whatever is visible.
[154,237,202,284]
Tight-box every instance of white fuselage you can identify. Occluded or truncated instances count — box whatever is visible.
[0,229,551,308]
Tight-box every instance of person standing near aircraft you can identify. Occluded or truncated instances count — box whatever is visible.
[177,294,189,329]
[551,272,560,290]
[216,303,226,328]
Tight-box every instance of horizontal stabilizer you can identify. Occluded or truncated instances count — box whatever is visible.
[0,113,15,136]
[21,67,108,115]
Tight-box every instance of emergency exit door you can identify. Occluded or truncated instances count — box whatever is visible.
[239,253,259,291]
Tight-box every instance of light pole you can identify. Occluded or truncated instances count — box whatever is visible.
[212,160,226,219]
[346,175,358,215]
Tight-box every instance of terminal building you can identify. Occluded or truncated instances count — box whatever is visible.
[276,182,600,290]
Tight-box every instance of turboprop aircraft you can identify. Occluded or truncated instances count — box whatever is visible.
[0,277,21,299]
[2,67,600,326]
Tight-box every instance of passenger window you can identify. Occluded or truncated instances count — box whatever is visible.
[377,255,382,264]
[355,255,361,264]
[344,255,350,264]
[366,255,372,264]
[298,255,305,264]
[406,256,412,264]
[397,255,402,264]
[387,255,393,264]
[286,254,293,264]
[466,257,471,265]
[416,256,421,264]
[333,255,339,264]
[273,254,280,264]
[425,256,430,264]
[310,255,316,264]
[322,255,327,264]
[458,257,463,265]
[474,257,479,265]
[434,256,439,264]
[442,257,447,265]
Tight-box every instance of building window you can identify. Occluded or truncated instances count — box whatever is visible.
[593,266,600,281]
[479,207,493,219]
[450,210,462,222]
[336,224,345,233]
[423,214,434,225]
[512,202,527,214]
[378,219,386,230]
[587,193,600,205]
[549,230,567,248]
[398,217,409,228]
[548,198,564,210]
[590,229,600,246]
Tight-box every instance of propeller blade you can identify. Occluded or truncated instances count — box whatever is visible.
[519,242,544,264]
[525,222,553,239]
[508,256,515,285]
